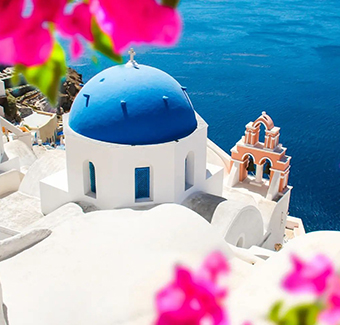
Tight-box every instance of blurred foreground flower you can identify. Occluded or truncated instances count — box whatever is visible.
[155,251,229,325]
[0,0,182,103]
[319,276,340,325]
[90,0,181,53]
[269,254,340,325]
[282,254,334,296]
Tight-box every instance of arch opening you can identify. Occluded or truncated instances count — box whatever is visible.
[246,155,256,177]
[262,159,272,180]
[84,161,97,198]
[259,123,266,144]
[236,236,244,248]
[185,151,195,190]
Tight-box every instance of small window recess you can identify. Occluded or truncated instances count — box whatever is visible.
[85,161,97,198]
[185,152,195,191]
[135,167,152,202]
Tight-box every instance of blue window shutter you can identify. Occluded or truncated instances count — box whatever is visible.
[89,162,96,193]
[135,167,150,199]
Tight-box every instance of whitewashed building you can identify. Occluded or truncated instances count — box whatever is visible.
[40,59,224,214]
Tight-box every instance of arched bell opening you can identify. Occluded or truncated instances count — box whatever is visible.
[263,159,272,180]
[245,154,256,177]
[259,157,273,183]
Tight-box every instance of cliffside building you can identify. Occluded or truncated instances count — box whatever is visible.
[39,54,293,250]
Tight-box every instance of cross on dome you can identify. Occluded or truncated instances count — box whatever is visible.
[128,48,136,62]
[127,48,139,68]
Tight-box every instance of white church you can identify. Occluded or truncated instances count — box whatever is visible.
[40,57,223,213]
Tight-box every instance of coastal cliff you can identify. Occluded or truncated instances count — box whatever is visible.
[0,67,83,122]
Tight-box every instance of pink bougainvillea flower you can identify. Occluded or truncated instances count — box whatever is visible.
[319,276,340,325]
[0,0,24,38]
[31,0,66,23]
[70,37,83,60]
[57,3,93,41]
[90,0,182,53]
[155,251,229,325]
[56,2,94,59]
[282,254,334,296]
[0,18,53,66]
[199,251,230,283]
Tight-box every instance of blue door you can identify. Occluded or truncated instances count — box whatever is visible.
[135,167,150,199]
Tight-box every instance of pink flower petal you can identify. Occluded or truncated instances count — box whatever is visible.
[282,254,334,296]
[57,3,93,41]
[319,276,340,325]
[155,252,229,325]
[0,0,24,38]
[0,18,53,66]
[70,37,83,60]
[199,251,230,283]
[31,0,66,22]
[90,0,182,53]
[15,19,53,66]
[0,37,16,65]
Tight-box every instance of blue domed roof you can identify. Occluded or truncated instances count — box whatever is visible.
[69,63,197,145]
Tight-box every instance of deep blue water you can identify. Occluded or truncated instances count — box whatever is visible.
[68,0,340,232]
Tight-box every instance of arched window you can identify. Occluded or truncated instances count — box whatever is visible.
[89,162,96,193]
[185,152,195,190]
[135,167,150,200]
[84,161,96,198]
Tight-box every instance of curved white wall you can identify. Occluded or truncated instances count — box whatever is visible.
[211,200,264,248]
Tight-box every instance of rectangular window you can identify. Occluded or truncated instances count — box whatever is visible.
[135,167,150,200]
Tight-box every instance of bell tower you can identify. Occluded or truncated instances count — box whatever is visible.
[228,112,291,200]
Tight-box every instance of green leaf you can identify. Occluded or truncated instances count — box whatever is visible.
[281,303,320,325]
[162,0,181,8]
[91,19,123,64]
[269,301,284,323]
[15,41,67,105]
[268,302,321,325]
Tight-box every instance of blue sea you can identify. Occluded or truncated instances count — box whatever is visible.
[67,0,340,232]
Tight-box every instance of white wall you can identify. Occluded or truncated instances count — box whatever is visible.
[43,114,215,211]
[204,163,224,197]
[0,156,20,173]
[0,169,24,197]
[262,188,292,250]
[211,200,264,248]
[0,80,5,97]
[41,113,225,213]
[0,126,4,161]
[64,128,176,209]
[174,114,209,203]
[40,171,70,215]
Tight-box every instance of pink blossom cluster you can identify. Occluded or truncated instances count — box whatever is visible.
[155,251,230,324]
[0,0,181,66]
[155,251,340,325]
[283,254,340,325]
